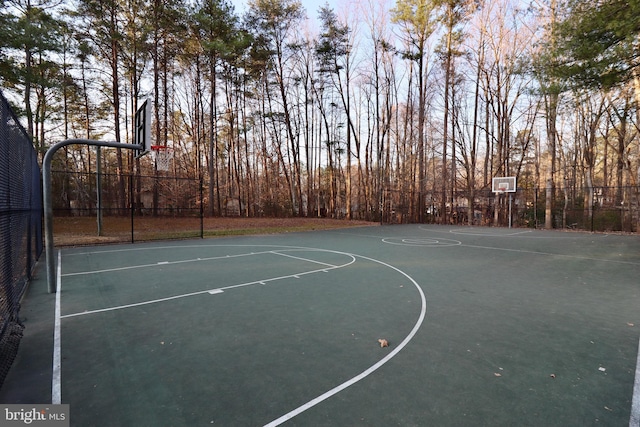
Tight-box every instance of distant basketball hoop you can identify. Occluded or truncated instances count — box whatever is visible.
[492,176,517,229]
[151,145,173,172]
[492,176,516,194]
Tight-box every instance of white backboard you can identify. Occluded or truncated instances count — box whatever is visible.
[134,100,152,158]
[492,176,516,193]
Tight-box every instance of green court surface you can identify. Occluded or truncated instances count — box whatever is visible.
[2,224,640,426]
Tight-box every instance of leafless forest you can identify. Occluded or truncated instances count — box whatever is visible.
[2,0,639,230]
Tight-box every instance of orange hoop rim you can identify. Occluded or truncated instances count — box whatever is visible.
[150,145,172,151]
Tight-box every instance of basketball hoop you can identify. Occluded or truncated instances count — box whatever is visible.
[151,145,173,172]
[492,177,516,194]
[491,176,516,228]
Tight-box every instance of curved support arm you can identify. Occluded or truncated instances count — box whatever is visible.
[43,139,141,293]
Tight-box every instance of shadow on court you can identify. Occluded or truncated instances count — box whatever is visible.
[2,225,640,426]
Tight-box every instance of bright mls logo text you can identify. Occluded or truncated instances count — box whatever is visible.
[1,405,69,426]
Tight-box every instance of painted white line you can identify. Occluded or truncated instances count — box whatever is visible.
[217,260,355,292]
[62,243,332,257]
[62,250,276,277]
[61,288,225,318]
[55,244,425,424]
[52,250,62,405]
[461,243,640,266]
[630,337,640,427]
[419,225,612,239]
[62,254,357,319]
[381,237,461,247]
[264,253,427,427]
[449,228,532,237]
[271,251,338,268]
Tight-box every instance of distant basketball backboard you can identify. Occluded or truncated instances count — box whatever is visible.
[492,176,516,193]
[134,100,152,158]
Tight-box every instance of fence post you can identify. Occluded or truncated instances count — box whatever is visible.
[130,173,135,244]
[200,176,204,239]
[545,179,553,229]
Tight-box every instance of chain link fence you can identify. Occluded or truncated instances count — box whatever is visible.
[50,168,204,243]
[383,186,639,232]
[0,91,42,388]
[50,160,640,235]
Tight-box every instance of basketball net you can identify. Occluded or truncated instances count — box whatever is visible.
[151,146,172,172]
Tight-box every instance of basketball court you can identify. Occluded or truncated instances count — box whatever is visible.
[2,224,640,426]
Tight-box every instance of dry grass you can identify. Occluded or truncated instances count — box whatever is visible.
[53,216,377,247]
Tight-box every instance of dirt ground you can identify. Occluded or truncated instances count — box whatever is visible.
[53,216,378,247]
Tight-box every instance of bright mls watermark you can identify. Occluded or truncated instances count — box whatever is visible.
[0,405,69,426]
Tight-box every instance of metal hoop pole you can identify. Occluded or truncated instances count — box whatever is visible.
[43,139,142,293]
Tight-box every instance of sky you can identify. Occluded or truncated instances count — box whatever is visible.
[230,0,343,29]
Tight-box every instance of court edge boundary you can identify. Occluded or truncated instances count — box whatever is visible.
[48,240,636,424]
[630,337,640,427]
[52,251,62,405]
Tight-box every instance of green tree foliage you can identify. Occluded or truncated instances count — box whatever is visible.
[245,0,305,216]
[1,0,638,228]
[0,0,64,142]
[315,6,348,74]
[391,0,440,222]
[554,0,640,89]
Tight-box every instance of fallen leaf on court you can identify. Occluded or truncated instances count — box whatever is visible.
[628,323,634,327]
[494,373,502,377]
[599,367,606,372]
[550,374,556,379]
[378,339,389,348]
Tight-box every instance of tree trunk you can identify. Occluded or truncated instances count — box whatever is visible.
[110,9,126,213]
[441,26,453,224]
